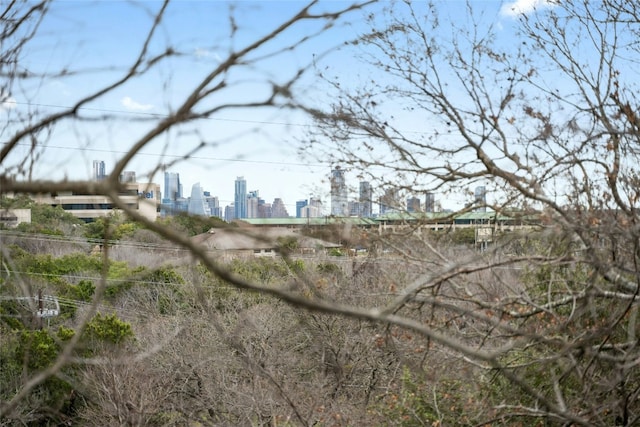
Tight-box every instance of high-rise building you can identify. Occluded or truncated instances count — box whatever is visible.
[258,202,272,218]
[92,160,106,181]
[204,193,221,218]
[301,197,323,218]
[234,176,247,219]
[330,167,348,216]
[224,203,235,222]
[359,181,373,217]
[160,171,186,216]
[425,192,436,213]
[163,172,182,203]
[271,198,289,218]
[379,187,400,215]
[407,196,421,213]
[119,171,136,183]
[348,201,362,217]
[296,200,308,218]
[188,182,211,217]
[247,190,260,218]
[309,197,322,210]
[474,186,487,212]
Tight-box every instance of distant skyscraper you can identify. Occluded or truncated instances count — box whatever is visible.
[119,171,136,183]
[258,202,272,218]
[425,192,436,213]
[234,176,247,219]
[348,201,362,217]
[93,160,106,181]
[474,186,487,212]
[204,194,221,218]
[163,172,182,202]
[407,196,421,213]
[188,183,211,217]
[301,197,323,218]
[330,167,348,216]
[296,200,308,218]
[247,190,260,218]
[225,203,235,222]
[310,197,322,212]
[379,187,400,215]
[359,181,372,217]
[271,198,289,218]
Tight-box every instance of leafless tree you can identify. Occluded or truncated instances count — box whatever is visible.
[300,0,640,425]
[5,0,640,425]
[0,0,377,423]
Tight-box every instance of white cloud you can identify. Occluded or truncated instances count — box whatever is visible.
[194,47,222,62]
[0,92,16,111]
[121,96,154,111]
[500,0,557,17]
[194,47,210,58]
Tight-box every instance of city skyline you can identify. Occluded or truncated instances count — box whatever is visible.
[92,159,491,219]
[0,1,521,215]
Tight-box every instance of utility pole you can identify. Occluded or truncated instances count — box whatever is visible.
[38,289,43,329]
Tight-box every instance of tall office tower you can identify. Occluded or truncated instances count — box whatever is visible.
[296,200,308,218]
[474,186,487,212]
[425,192,436,213]
[271,198,289,218]
[330,166,348,216]
[188,183,211,217]
[204,193,221,218]
[348,201,362,217]
[407,196,421,212]
[163,172,182,202]
[258,202,272,218]
[119,171,136,183]
[93,160,106,181]
[359,181,373,217]
[247,190,260,218]
[224,203,235,222]
[301,197,323,218]
[309,197,322,209]
[379,187,400,215]
[234,177,247,219]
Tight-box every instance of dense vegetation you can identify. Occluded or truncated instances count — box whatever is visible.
[3,1,640,425]
[1,203,612,426]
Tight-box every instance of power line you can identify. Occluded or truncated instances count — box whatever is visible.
[5,142,328,169]
[11,101,311,127]
[0,230,189,252]
[6,101,511,140]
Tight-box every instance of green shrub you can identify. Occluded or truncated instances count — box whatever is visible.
[317,262,342,276]
[84,213,141,240]
[229,257,291,283]
[328,248,344,257]
[3,195,82,236]
[375,367,480,426]
[84,313,133,345]
[157,212,230,237]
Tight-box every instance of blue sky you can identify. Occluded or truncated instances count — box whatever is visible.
[1,0,556,213]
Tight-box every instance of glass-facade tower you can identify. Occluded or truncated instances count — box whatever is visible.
[359,181,372,217]
[93,160,106,181]
[188,182,211,217]
[425,192,435,213]
[474,186,487,212]
[296,200,308,218]
[163,172,182,203]
[234,176,247,219]
[330,167,348,216]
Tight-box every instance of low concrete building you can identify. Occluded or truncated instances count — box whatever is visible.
[192,226,341,260]
[0,208,31,228]
[34,182,161,222]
